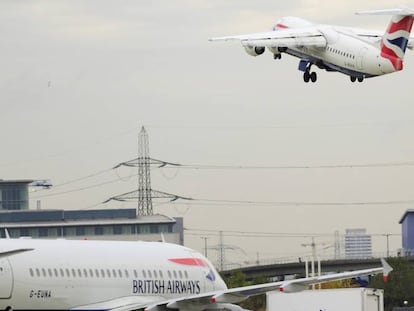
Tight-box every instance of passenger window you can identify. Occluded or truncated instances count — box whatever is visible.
[167,271,172,279]
[134,270,138,278]
[125,270,129,278]
[42,268,46,277]
[142,270,147,278]
[71,269,76,277]
[173,271,177,278]
[36,268,40,277]
[101,269,105,278]
[65,269,70,277]
[159,270,163,278]
[95,269,100,278]
[179,271,183,279]
[89,269,94,277]
[154,270,157,278]
[118,269,122,278]
[112,269,117,278]
[148,270,152,278]
[48,268,52,277]
[54,268,58,277]
[78,269,82,277]
[29,268,34,277]
[184,271,188,279]
[83,269,88,277]
[60,269,64,277]
[107,269,111,278]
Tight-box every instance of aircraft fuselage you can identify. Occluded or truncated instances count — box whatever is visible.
[0,239,226,310]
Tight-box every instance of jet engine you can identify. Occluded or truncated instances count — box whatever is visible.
[244,46,265,56]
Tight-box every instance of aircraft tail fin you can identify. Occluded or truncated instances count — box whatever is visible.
[357,7,414,70]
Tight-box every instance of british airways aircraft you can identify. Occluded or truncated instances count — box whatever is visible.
[210,7,414,82]
[0,237,392,310]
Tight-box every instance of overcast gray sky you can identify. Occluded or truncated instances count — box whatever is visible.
[1,0,414,266]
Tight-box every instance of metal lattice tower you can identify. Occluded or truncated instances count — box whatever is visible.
[105,126,192,216]
[218,231,225,271]
[138,126,152,216]
[334,230,341,259]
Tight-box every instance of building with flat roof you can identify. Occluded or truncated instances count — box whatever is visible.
[344,228,372,259]
[399,209,414,255]
[0,179,33,210]
[0,208,184,245]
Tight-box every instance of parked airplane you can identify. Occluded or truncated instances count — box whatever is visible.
[0,237,392,310]
[209,7,414,82]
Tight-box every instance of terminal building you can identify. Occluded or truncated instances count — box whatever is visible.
[0,179,33,210]
[0,180,184,245]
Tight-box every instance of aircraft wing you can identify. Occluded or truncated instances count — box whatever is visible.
[74,259,391,311]
[209,27,327,48]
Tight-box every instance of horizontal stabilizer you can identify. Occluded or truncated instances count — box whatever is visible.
[356,7,414,16]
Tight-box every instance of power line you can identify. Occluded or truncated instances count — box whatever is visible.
[34,168,113,191]
[159,161,414,170]
[172,197,414,207]
[184,229,401,239]
[31,178,123,199]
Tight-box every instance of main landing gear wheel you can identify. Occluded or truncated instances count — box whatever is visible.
[303,70,317,83]
[350,76,364,83]
[273,54,282,60]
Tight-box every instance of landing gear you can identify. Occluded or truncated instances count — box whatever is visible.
[303,67,317,83]
[350,76,364,83]
[273,53,282,60]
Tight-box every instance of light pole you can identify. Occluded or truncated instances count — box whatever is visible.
[201,237,208,258]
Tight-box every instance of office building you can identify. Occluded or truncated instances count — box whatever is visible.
[344,228,372,259]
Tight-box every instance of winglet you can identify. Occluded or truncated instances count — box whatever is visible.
[381,258,393,282]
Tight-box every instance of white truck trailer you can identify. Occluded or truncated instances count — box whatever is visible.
[266,288,384,311]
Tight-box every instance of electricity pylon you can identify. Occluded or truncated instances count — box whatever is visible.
[105,126,191,216]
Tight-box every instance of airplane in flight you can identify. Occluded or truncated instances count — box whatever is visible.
[0,237,392,310]
[210,7,414,83]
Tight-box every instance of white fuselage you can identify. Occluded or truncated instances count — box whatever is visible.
[0,239,227,310]
[211,10,414,82]
[282,24,395,77]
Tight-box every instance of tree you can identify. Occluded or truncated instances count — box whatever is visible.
[368,257,414,311]
[221,271,268,311]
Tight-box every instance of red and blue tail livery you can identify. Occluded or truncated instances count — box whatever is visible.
[381,15,414,70]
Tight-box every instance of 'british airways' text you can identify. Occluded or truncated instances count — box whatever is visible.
[133,279,201,295]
